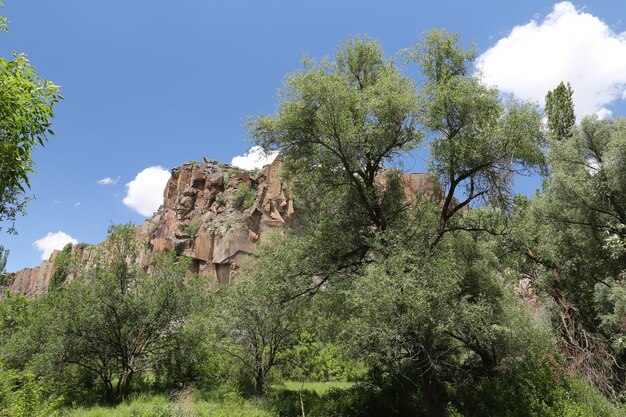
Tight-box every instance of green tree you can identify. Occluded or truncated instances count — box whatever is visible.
[341,226,553,417]
[214,234,309,397]
[545,81,575,140]
[49,243,75,290]
[32,225,195,403]
[0,291,28,346]
[404,29,545,246]
[249,36,422,233]
[505,116,626,398]
[0,2,62,234]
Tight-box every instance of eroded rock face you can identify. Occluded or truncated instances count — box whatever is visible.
[132,155,302,288]
[6,156,435,297]
[8,252,58,298]
[7,243,98,297]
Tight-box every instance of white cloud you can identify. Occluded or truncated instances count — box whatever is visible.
[231,146,278,170]
[33,231,78,261]
[74,202,81,208]
[477,1,626,118]
[123,166,170,217]
[97,176,119,186]
[596,107,613,120]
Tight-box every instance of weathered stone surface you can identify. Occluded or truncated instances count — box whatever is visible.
[193,226,215,262]
[7,243,99,297]
[8,251,58,297]
[515,277,540,310]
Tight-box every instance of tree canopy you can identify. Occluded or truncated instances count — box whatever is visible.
[249,36,421,233]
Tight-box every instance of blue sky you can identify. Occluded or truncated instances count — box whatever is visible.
[2,1,626,271]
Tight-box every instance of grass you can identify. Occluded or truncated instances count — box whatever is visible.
[276,380,354,394]
[63,394,273,417]
[62,382,354,416]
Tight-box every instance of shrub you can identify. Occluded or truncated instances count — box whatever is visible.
[0,364,63,417]
[450,362,621,417]
[50,243,75,290]
[186,221,201,237]
[232,183,256,210]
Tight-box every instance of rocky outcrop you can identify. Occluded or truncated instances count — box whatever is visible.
[7,156,304,296]
[6,243,98,297]
[135,155,302,287]
[7,252,58,298]
[6,156,436,297]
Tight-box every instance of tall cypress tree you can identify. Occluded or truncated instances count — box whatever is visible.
[545,81,575,140]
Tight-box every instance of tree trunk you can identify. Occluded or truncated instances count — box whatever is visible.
[116,369,134,403]
[417,350,449,417]
[550,268,583,353]
[254,370,265,397]
[421,373,448,417]
[103,378,115,404]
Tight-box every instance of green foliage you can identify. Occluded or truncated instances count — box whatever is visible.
[249,35,422,232]
[1,226,197,405]
[0,45,62,233]
[232,183,256,210]
[50,242,75,289]
[594,278,626,356]
[0,361,63,417]
[545,81,575,140]
[186,221,201,237]
[506,115,626,396]
[450,363,621,417]
[0,2,7,33]
[0,291,28,347]
[284,333,362,382]
[405,29,545,245]
[214,260,308,396]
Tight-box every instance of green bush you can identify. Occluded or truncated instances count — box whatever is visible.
[232,183,256,210]
[0,363,63,417]
[50,242,75,290]
[283,332,364,382]
[186,221,201,238]
[449,363,621,417]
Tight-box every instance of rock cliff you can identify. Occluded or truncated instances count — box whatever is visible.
[7,156,302,296]
[6,156,434,297]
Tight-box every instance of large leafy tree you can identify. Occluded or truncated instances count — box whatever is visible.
[506,115,626,398]
[344,230,553,416]
[214,236,309,396]
[249,36,422,233]
[0,1,61,234]
[404,29,545,246]
[246,37,425,306]
[5,225,197,403]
